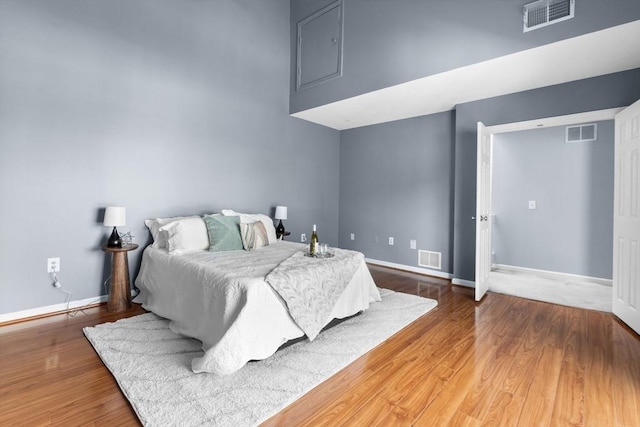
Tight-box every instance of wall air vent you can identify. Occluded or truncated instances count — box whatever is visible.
[566,123,597,143]
[418,250,442,270]
[524,0,575,32]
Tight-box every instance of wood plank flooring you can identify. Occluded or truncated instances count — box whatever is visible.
[1,265,638,426]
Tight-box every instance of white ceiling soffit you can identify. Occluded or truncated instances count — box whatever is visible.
[291,20,640,131]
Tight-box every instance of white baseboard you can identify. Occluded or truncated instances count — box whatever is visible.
[493,264,613,287]
[365,258,452,279]
[0,295,108,324]
[452,278,475,288]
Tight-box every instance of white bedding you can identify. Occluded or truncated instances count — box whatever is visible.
[133,241,381,375]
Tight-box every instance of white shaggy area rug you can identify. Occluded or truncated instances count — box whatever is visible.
[84,288,437,427]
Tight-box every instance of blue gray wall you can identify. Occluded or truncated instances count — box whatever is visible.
[454,70,640,281]
[339,112,455,270]
[336,70,638,281]
[0,0,340,315]
[492,121,614,279]
[290,0,639,282]
[290,0,640,114]
[2,1,639,317]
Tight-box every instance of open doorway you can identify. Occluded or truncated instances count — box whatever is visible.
[475,107,623,310]
[488,120,614,311]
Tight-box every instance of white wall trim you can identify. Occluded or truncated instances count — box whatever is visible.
[452,278,475,288]
[0,295,108,324]
[486,107,623,134]
[493,264,613,287]
[365,258,452,279]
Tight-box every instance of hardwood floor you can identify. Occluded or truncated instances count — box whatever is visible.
[1,265,638,426]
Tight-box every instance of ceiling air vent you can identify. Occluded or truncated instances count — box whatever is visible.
[524,0,575,32]
[418,250,442,270]
[566,123,597,143]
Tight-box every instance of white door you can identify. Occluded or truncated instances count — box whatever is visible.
[475,122,492,301]
[613,100,640,335]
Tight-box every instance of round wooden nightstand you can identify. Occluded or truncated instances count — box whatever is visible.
[102,244,138,312]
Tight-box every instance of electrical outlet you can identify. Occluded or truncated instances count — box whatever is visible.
[388,237,394,245]
[301,233,307,242]
[350,233,355,241]
[47,257,60,273]
[410,239,417,250]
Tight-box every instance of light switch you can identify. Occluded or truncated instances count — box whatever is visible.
[528,200,537,210]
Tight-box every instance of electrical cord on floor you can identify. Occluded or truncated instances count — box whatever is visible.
[103,275,111,294]
[50,271,73,314]
[50,273,111,317]
[69,275,112,317]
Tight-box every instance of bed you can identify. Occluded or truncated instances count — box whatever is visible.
[133,213,381,375]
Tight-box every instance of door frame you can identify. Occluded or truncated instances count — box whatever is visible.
[473,107,623,293]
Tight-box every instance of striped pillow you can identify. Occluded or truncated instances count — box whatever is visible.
[240,221,269,251]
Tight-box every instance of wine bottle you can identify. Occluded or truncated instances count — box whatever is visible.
[310,224,318,256]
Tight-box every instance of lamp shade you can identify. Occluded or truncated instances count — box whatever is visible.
[104,207,126,227]
[275,206,288,220]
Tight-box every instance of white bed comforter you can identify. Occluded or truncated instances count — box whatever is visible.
[133,241,381,375]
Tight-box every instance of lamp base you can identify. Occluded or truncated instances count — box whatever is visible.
[276,220,285,240]
[107,226,122,247]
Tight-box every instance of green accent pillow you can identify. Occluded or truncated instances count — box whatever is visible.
[203,215,243,252]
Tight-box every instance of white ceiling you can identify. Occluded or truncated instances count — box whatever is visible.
[291,20,640,131]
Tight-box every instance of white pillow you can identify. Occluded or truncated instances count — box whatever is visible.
[221,210,278,244]
[220,209,239,216]
[159,217,209,255]
[144,215,198,249]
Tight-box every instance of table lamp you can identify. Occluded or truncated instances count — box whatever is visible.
[104,206,126,247]
[275,206,287,239]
